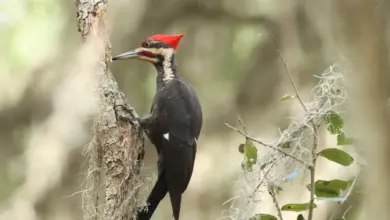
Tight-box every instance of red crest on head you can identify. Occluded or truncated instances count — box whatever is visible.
[146,34,184,50]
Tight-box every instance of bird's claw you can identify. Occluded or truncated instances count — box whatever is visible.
[137,115,153,128]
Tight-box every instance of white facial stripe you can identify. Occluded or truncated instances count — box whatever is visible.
[161,48,175,82]
[163,133,170,140]
[143,48,175,82]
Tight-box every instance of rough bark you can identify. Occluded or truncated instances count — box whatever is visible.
[75,1,145,220]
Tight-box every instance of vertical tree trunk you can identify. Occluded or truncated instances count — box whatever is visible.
[75,1,145,220]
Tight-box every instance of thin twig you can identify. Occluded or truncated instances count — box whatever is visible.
[225,123,312,168]
[307,125,318,220]
[225,123,270,147]
[254,161,277,193]
[341,205,352,219]
[341,168,361,205]
[277,49,308,113]
[260,157,278,170]
[236,115,248,134]
[277,47,319,220]
[267,183,284,220]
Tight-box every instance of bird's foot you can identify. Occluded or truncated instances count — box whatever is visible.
[137,114,152,127]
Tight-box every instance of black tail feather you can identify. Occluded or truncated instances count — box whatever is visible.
[136,174,168,220]
[169,191,182,220]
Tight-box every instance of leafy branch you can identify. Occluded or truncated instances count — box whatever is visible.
[277,47,317,220]
[224,61,360,220]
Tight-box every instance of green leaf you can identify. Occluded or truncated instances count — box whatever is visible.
[324,111,344,134]
[249,214,278,220]
[312,187,339,197]
[337,133,354,145]
[307,179,352,198]
[245,139,257,162]
[297,214,305,220]
[281,203,317,212]
[318,148,354,166]
[241,139,258,171]
[280,94,296,101]
[278,141,292,148]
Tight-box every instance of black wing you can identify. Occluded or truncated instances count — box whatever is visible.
[156,78,202,145]
[155,78,203,192]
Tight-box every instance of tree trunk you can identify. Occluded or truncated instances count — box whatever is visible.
[75,1,145,220]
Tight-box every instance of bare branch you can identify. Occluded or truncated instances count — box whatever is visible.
[224,123,312,168]
[236,115,248,135]
[267,183,283,220]
[277,50,308,113]
[276,40,319,220]
[307,126,318,220]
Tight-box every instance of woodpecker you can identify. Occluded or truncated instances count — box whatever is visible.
[112,34,203,220]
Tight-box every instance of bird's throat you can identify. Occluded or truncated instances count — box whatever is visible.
[155,49,177,88]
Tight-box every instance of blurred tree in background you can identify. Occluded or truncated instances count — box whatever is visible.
[0,0,388,220]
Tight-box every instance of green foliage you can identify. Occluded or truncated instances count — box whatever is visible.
[337,133,354,145]
[324,111,344,134]
[240,94,356,220]
[306,179,353,198]
[240,139,258,171]
[280,94,296,101]
[318,148,354,166]
[248,214,278,220]
[323,111,354,146]
[281,203,317,212]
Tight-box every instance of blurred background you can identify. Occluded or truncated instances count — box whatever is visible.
[0,0,382,220]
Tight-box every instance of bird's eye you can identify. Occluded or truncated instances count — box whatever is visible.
[143,41,152,48]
